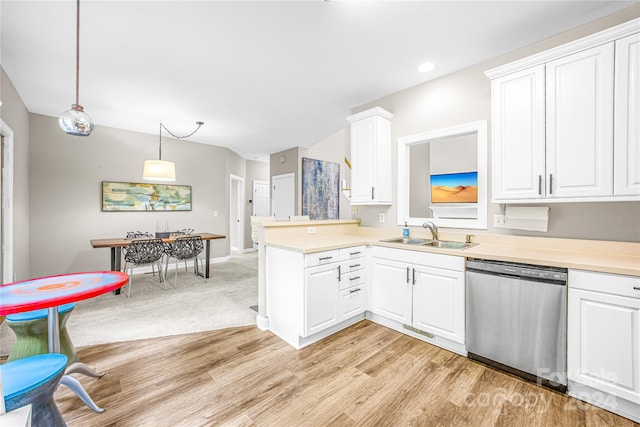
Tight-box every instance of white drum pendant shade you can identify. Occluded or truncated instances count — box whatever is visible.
[143,160,176,181]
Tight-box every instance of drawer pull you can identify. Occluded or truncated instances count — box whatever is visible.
[337,265,341,281]
[350,276,361,281]
[634,286,640,291]
[350,264,361,269]
[350,251,361,256]
[349,288,361,293]
[319,256,333,261]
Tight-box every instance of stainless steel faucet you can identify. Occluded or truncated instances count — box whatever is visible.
[423,221,439,241]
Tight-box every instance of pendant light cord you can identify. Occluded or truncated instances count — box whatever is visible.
[158,121,204,160]
[75,0,80,107]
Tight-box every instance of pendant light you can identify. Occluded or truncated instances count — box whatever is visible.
[143,121,204,182]
[58,0,94,136]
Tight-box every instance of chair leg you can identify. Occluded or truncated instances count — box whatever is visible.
[160,260,167,291]
[127,267,133,298]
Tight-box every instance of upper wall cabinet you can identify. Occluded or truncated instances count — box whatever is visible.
[347,107,394,205]
[486,19,640,203]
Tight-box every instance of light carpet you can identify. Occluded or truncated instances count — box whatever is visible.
[1,253,258,352]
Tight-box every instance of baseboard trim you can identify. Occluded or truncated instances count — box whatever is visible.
[256,315,269,331]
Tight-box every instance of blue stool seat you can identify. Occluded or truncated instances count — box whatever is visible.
[2,353,68,426]
[6,303,78,363]
[6,303,76,322]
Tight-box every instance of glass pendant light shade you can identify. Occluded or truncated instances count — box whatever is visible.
[58,104,94,136]
[143,159,176,181]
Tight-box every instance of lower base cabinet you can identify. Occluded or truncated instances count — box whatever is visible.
[371,247,465,348]
[568,269,640,421]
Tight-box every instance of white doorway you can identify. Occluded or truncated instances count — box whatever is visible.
[1,120,14,284]
[252,180,270,216]
[272,173,295,221]
[229,174,245,254]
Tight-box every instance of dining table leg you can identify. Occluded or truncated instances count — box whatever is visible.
[48,308,105,413]
[110,247,123,295]
[197,240,211,279]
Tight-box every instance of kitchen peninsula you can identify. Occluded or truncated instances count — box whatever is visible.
[258,219,640,423]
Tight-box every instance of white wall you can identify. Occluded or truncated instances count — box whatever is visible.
[343,6,640,242]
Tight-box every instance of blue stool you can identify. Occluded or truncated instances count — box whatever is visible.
[6,303,78,364]
[2,353,68,426]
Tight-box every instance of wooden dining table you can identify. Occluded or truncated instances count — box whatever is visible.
[90,232,225,283]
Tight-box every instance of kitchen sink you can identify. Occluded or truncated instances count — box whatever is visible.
[423,240,474,250]
[379,237,474,250]
[379,237,429,245]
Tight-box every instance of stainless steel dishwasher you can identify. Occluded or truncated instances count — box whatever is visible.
[466,258,568,392]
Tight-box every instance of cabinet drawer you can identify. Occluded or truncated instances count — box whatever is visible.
[339,269,365,291]
[340,285,366,319]
[569,269,640,299]
[339,246,366,260]
[305,250,340,267]
[339,259,365,273]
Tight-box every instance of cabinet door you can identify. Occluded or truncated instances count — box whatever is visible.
[371,258,412,324]
[491,65,546,200]
[350,116,377,203]
[568,288,640,404]
[339,285,366,320]
[304,264,339,337]
[614,33,640,196]
[546,43,614,198]
[412,265,465,344]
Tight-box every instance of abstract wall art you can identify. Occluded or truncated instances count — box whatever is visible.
[302,157,340,220]
[102,181,192,211]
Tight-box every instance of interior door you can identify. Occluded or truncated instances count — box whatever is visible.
[253,180,270,216]
[272,173,295,221]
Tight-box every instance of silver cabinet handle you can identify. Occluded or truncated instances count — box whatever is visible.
[633,286,640,291]
[538,175,542,195]
[319,256,333,261]
[337,265,341,281]
[549,174,553,195]
[350,264,361,268]
[350,276,361,281]
[371,187,375,200]
[349,288,361,293]
[412,268,416,285]
[406,267,410,284]
[350,251,361,256]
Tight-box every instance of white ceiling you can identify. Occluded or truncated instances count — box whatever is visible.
[1,1,636,161]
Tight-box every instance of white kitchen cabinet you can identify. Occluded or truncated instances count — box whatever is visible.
[487,20,640,203]
[546,43,614,198]
[371,246,465,353]
[371,257,412,324]
[491,65,546,200]
[347,107,393,205]
[412,265,465,344]
[266,245,367,349]
[304,263,340,336]
[568,270,640,420]
[614,33,640,196]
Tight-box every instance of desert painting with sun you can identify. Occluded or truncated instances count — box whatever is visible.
[430,172,478,203]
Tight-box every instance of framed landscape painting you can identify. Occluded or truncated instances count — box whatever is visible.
[102,181,192,212]
[430,171,478,204]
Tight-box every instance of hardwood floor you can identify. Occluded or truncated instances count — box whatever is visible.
[55,321,637,427]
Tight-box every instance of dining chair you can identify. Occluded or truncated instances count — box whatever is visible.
[122,238,167,298]
[125,231,160,278]
[164,236,205,287]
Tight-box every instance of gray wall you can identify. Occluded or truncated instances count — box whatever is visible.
[270,147,301,215]
[344,5,640,242]
[1,68,31,281]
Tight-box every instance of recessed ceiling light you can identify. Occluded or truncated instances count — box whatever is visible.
[418,62,435,73]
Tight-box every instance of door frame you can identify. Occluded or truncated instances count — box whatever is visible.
[1,119,14,284]
[272,172,295,221]
[229,174,245,254]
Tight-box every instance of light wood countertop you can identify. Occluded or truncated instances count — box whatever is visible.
[265,225,640,277]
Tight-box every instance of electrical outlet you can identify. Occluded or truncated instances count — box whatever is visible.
[493,214,507,228]
[352,206,357,215]
[379,213,385,223]
[307,227,317,234]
